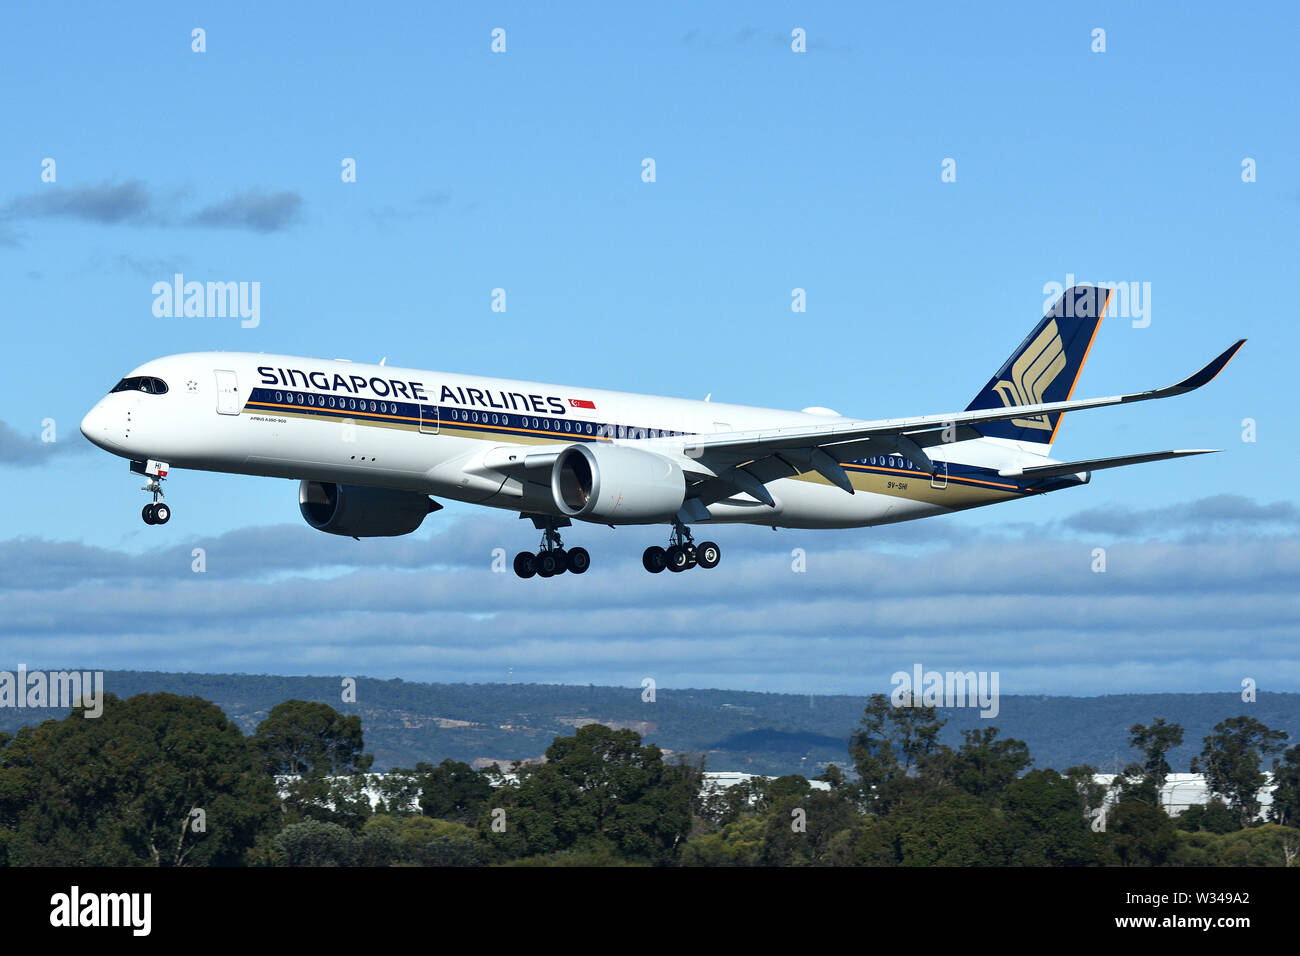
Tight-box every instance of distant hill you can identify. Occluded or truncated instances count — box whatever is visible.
[1,671,1295,778]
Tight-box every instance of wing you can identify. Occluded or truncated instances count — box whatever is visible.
[675,340,1244,507]
[998,449,1219,480]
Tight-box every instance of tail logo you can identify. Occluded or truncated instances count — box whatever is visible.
[991,320,1066,430]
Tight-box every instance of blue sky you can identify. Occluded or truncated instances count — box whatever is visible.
[1,2,1296,699]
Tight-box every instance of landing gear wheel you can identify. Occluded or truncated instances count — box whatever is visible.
[513,551,537,579]
[665,545,689,573]
[696,541,720,569]
[684,545,697,569]
[152,503,171,525]
[552,548,568,574]
[536,550,561,577]
[142,504,156,525]
[567,546,591,574]
[643,546,667,574]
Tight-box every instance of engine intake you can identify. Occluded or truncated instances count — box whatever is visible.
[298,481,440,537]
[551,444,685,524]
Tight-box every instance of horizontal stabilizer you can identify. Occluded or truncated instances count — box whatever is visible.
[998,449,1219,480]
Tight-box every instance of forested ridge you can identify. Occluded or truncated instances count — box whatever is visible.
[0,670,1294,776]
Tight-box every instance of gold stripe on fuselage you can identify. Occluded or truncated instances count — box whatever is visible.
[244,402,1027,507]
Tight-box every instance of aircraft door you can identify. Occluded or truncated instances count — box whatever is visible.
[215,370,241,415]
[930,460,948,490]
[419,403,440,434]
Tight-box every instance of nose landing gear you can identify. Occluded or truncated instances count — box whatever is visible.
[133,459,172,525]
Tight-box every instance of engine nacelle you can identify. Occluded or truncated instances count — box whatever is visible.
[298,481,440,537]
[551,444,685,524]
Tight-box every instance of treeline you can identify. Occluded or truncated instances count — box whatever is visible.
[1,692,1297,866]
[6,672,1296,776]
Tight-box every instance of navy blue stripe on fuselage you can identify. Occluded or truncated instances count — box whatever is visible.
[243,387,1050,495]
[243,387,693,443]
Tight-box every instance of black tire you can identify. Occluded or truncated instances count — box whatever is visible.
[685,545,697,569]
[567,546,591,574]
[552,548,568,574]
[513,551,536,579]
[696,541,720,569]
[142,504,156,525]
[665,545,688,572]
[642,546,666,573]
[153,503,171,525]
[536,550,559,577]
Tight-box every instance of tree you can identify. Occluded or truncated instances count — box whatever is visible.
[1176,799,1239,834]
[1001,770,1095,866]
[848,694,946,812]
[1129,718,1184,793]
[253,700,372,776]
[1106,800,1178,866]
[680,817,766,866]
[253,700,375,831]
[480,723,695,864]
[272,819,357,866]
[1064,765,1108,821]
[0,693,278,866]
[761,789,860,866]
[894,796,1006,866]
[1269,744,1300,828]
[412,759,493,823]
[1192,716,1289,827]
[936,727,1031,802]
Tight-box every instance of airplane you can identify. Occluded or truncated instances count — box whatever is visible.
[80,286,1244,579]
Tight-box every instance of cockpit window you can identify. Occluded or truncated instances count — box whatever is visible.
[111,376,168,395]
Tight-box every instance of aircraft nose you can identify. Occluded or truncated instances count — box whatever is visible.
[80,402,114,450]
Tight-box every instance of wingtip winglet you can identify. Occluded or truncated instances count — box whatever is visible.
[1176,339,1246,391]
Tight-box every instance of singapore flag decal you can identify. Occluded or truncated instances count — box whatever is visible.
[569,398,596,410]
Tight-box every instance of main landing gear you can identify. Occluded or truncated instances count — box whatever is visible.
[514,518,590,579]
[642,520,720,574]
[135,459,172,525]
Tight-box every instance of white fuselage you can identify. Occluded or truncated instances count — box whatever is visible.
[81,352,1043,530]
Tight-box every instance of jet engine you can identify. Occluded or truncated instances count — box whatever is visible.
[298,481,440,537]
[551,444,685,524]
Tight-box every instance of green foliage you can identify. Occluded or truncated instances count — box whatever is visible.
[1191,715,1289,827]
[480,723,696,864]
[680,816,766,866]
[1129,718,1184,793]
[0,693,277,866]
[272,819,358,866]
[1105,800,1178,866]
[394,815,487,866]
[1269,744,1300,827]
[1176,798,1239,834]
[933,727,1032,802]
[761,789,861,866]
[253,699,373,776]
[1063,764,1108,817]
[412,759,494,823]
[1001,770,1095,866]
[849,694,946,812]
[253,699,376,831]
[1170,824,1300,866]
[894,796,1006,866]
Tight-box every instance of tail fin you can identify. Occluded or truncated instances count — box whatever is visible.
[964,285,1110,452]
